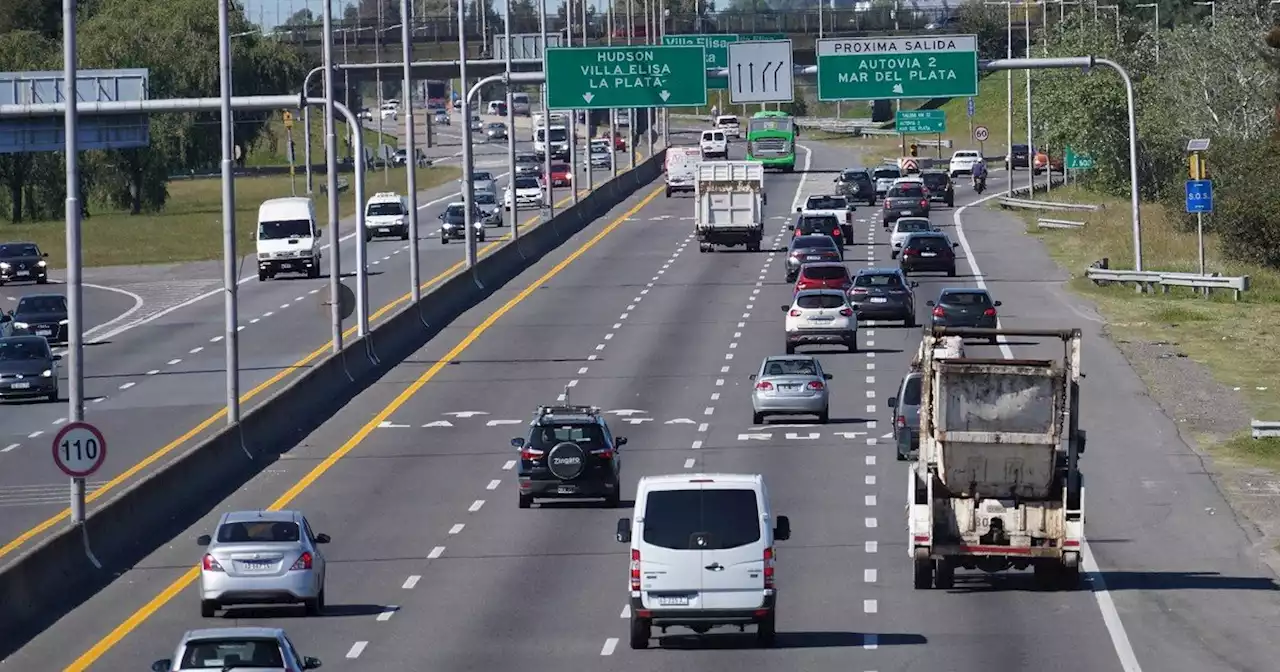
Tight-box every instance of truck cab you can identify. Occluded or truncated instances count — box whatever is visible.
[256,198,322,281]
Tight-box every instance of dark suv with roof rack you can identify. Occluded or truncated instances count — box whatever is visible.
[512,403,626,508]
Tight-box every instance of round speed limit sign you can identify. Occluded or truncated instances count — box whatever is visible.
[52,421,107,478]
[973,126,990,142]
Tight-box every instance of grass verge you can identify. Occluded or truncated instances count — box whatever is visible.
[246,116,400,167]
[11,166,460,268]
[1015,184,1280,468]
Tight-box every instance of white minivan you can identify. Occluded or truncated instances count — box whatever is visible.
[663,146,701,197]
[256,197,322,281]
[616,473,791,649]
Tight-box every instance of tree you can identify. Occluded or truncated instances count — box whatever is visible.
[0,29,61,223]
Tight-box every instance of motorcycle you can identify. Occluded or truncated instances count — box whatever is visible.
[973,174,987,194]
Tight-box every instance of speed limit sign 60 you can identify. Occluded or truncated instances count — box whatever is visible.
[973,125,990,142]
[52,421,107,478]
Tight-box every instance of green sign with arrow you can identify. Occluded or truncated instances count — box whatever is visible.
[544,45,708,110]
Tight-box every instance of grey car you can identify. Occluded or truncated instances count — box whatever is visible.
[927,288,1001,341]
[514,151,541,177]
[750,355,833,425]
[784,234,842,282]
[151,627,321,672]
[0,335,60,402]
[433,109,450,125]
[473,191,503,227]
[196,510,330,617]
[468,170,497,195]
[888,372,923,460]
[485,122,508,140]
[881,183,931,226]
[849,267,918,326]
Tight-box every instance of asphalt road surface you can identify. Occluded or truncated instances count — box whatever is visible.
[4,139,1275,672]
[0,128,637,557]
[0,282,140,337]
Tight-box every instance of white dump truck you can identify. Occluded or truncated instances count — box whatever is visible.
[908,327,1087,590]
[694,160,766,253]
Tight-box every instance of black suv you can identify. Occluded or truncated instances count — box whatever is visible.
[899,232,959,277]
[920,171,955,207]
[834,168,877,205]
[849,267,918,326]
[512,404,625,508]
[1006,144,1031,170]
[0,242,50,286]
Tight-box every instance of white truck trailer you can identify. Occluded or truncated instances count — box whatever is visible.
[908,327,1087,590]
[694,161,766,253]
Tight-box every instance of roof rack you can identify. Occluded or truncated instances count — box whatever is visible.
[535,385,600,419]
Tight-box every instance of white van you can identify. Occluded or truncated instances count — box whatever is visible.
[511,92,531,116]
[256,197,322,281]
[616,473,791,649]
[664,146,701,197]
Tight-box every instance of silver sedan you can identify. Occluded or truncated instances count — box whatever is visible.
[749,355,833,424]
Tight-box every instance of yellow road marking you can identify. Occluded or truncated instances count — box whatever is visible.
[0,182,603,561]
[64,183,665,671]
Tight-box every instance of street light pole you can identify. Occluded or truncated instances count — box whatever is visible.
[322,0,343,353]
[217,0,240,428]
[400,3,421,301]
[540,0,553,216]
[1136,3,1158,64]
[1023,0,1035,199]
[458,0,478,269]
[504,0,518,240]
[984,2,1013,170]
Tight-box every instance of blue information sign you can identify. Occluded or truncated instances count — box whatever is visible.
[1185,179,1213,214]
[966,97,975,118]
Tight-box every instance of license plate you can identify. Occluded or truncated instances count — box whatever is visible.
[778,384,798,391]
[16,270,29,276]
[658,595,690,606]
[240,561,273,571]
[281,262,294,268]
[870,297,888,303]
[806,255,822,260]
[36,329,52,336]
[557,485,576,494]
[900,209,912,215]
[921,252,937,257]
[10,382,30,390]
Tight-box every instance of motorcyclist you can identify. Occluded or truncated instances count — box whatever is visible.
[709,105,719,121]
[971,160,988,190]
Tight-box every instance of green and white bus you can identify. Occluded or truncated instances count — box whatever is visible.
[745,110,796,171]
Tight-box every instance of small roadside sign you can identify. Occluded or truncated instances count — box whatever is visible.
[973,125,989,142]
[966,97,975,118]
[52,421,107,478]
[1185,180,1212,214]
[282,111,294,129]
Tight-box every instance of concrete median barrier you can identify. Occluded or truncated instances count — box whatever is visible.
[0,146,667,658]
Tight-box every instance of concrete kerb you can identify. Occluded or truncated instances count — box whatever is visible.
[0,149,667,659]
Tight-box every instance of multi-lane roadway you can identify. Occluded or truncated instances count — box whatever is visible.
[2,137,1277,672]
[0,119,639,558]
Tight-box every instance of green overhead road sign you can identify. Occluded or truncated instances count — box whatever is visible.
[816,35,979,102]
[896,109,946,134]
[545,45,708,110]
[663,34,786,90]
[1065,146,1094,170]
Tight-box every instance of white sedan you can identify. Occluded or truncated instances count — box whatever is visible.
[948,150,983,176]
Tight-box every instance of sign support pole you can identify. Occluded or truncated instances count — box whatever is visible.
[62,0,90,533]
[1197,211,1206,277]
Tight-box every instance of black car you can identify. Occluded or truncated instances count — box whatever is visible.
[1006,144,1031,170]
[438,203,486,243]
[920,171,955,207]
[514,151,542,177]
[789,214,845,251]
[849,267,918,326]
[799,194,856,243]
[785,234,842,282]
[0,335,60,402]
[5,294,69,344]
[899,232,959,277]
[881,183,931,226]
[0,242,50,286]
[512,404,625,508]
[928,288,1001,341]
[835,168,877,205]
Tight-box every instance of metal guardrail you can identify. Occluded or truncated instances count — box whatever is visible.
[1085,267,1251,300]
[1036,217,1085,229]
[1253,420,1280,439]
[319,177,351,194]
[998,196,1101,212]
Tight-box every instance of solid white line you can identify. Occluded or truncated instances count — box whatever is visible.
[345,642,368,658]
[428,546,445,559]
[955,181,1144,672]
[600,638,619,656]
[468,499,485,512]
[402,575,420,589]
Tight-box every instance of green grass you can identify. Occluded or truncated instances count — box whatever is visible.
[246,116,400,167]
[9,166,459,268]
[1016,184,1280,469]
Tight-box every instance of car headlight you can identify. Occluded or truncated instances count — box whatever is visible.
[37,260,47,267]
[442,222,455,229]
[59,319,69,325]
[13,322,28,329]
[0,262,8,269]
[41,369,52,378]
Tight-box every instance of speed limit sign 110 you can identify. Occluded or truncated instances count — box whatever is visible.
[52,421,107,478]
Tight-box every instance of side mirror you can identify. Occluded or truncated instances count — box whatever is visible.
[823,373,833,380]
[774,515,791,541]
[53,354,62,361]
[795,207,802,212]
[888,396,898,408]
[314,533,331,544]
[511,437,525,448]
[616,518,632,543]
[42,252,49,258]
[616,436,628,446]
[786,224,794,230]
[303,657,323,670]
[1075,428,1087,455]
[151,660,172,672]
[196,534,211,546]
[780,305,790,312]
[748,373,757,380]
[926,300,936,307]
[910,281,919,288]
[994,300,1003,306]
[952,242,960,247]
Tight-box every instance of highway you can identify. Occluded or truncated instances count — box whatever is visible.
[0,123,635,557]
[3,137,1277,672]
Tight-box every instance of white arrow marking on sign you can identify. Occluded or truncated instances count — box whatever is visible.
[623,418,654,424]
[728,39,794,105]
[608,409,648,416]
[378,421,411,429]
[834,431,867,439]
[486,419,524,426]
[423,421,455,428]
[785,432,821,441]
[583,92,594,103]
[738,433,772,441]
[666,418,696,424]
[659,90,670,101]
[444,411,489,418]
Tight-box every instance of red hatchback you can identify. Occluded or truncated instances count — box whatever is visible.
[794,262,853,295]
[545,163,572,187]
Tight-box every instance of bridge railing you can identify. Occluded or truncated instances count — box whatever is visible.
[271,8,957,47]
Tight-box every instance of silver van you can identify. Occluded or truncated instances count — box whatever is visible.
[887,371,923,460]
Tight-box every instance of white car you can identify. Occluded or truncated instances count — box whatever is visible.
[949,150,983,177]
[783,289,859,353]
[796,194,855,243]
[890,217,936,258]
[616,473,791,649]
[363,191,409,242]
[379,103,398,121]
[872,165,902,195]
[504,177,543,210]
[715,115,741,139]
[700,129,728,159]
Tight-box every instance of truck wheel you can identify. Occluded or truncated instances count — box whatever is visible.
[934,559,955,589]
[913,550,933,589]
[629,615,651,649]
[1059,552,1082,590]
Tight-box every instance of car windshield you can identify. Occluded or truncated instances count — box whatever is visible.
[843,171,871,182]
[517,153,538,164]
[874,168,901,179]
[806,197,846,209]
[641,488,761,550]
[488,124,504,130]
[908,235,950,251]
[551,164,569,173]
[472,172,493,182]
[922,174,949,187]
[514,177,540,189]
[793,236,836,250]
[474,193,496,205]
[717,116,739,125]
[796,293,846,309]
[259,219,311,240]
[854,273,904,288]
[0,338,49,361]
[444,205,466,218]
[0,243,39,258]
[954,151,980,159]
[901,375,923,405]
[179,637,285,669]
[216,520,301,543]
[799,216,839,230]
[16,296,66,313]
[1012,144,1029,153]
[762,358,819,376]
[890,186,925,198]
[802,266,849,280]
[539,128,568,142]
[896,219,932,233]
[366,201,405,217]
[942,291,993,306]
[529,423,605,450]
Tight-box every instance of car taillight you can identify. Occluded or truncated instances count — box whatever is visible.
[788,309,802,317]
[896,415,907,428]
[630,549,642,590]
[883,201,891,209]
[291,552,313,571]
[807,380,825,390]
[521,447,545,460]
[920,200,928,208]
[903,248,919,256]
[796,279,814,289]
[932,306,945,317]
[756,381,774,391]
[590,447,614,459]
[763,547,775,588]
[984,308,997,317]
[832,228,841,238]
[202,554,224,572]
[839,308,853,317]
[851,287,868,294]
